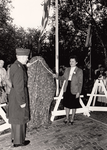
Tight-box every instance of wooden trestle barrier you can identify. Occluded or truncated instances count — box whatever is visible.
[1,79,107,131]
[51,79,107,121]
[0,103,11,132]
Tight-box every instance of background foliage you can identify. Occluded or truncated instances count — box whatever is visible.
[0,0,107,71]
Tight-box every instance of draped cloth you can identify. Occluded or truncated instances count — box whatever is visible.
[27,56,55,130]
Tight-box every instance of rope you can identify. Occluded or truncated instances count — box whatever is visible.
[27,59,53,75]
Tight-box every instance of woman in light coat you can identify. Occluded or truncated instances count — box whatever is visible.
[57,55,83,124]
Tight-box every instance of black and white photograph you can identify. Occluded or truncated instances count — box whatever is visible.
[0,0,107,149]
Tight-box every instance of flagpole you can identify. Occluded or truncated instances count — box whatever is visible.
[89,23,92,80]
[89,0,92,80]
[89,46,91,80]
[55,0,59,96]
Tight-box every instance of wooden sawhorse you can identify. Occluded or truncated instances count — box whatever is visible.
[51,80,90,122]
[87,79,107,112]
[0,103,11,132]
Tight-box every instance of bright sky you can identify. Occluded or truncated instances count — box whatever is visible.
[10,0,43,29]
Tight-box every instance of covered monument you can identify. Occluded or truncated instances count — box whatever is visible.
[27,56,56,129]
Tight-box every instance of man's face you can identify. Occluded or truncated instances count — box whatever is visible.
[17,55,28,64]
[69,58,77,67]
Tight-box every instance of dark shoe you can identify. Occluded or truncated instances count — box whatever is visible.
[13,140,30,147]
[63,120,68,124]
[23,140,30,146]
[69,121,74,125]
[13,144,22,147]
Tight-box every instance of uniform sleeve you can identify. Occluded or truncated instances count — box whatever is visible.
[11,64,25,105]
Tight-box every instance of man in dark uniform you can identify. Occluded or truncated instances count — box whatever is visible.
[8,48,30,147]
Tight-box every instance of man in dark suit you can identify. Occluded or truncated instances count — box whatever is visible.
[8,48,30,147]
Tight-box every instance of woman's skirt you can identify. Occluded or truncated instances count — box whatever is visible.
[63,81,81,109]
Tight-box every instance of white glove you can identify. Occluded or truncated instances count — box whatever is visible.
[20,103,26,108]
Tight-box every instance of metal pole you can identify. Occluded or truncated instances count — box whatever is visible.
[55,0,59,96]
[89,47,91,80]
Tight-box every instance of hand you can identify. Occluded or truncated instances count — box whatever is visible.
[53,74,58,78]
[26,63,31,67]
[76,93,80,98]
[20,103,26,108]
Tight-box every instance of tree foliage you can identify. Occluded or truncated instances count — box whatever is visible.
[0,0,12,28]
[1,0,107,70]
[48,0,107,68]
[0,0,41,67]
[0,0,15,67]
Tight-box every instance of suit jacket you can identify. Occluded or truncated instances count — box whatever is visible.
[59,66,83,94]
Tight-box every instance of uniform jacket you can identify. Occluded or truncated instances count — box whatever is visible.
[60,66,83,94]
[8,60,30,124]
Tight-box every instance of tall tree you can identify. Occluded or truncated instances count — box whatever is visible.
[48,0,107,68]
[0,0,15,66]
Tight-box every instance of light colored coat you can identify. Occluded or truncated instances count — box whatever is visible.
[60,67,83,94]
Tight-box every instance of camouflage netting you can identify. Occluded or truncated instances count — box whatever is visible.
[27,56,56,130]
